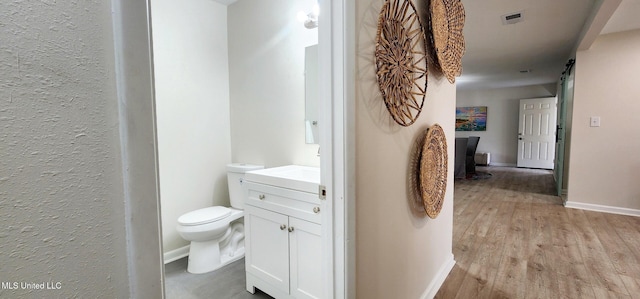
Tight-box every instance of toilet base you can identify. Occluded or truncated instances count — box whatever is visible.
[186,222,245,274]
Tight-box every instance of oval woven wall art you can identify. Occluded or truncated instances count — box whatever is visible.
[430,0,465,84]
[375,0,428,127]
[420,123,448,218]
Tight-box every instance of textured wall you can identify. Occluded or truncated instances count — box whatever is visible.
[0,1,129,297]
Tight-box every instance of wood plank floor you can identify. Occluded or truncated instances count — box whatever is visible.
[435,166,640,299]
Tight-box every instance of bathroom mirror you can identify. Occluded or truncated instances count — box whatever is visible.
[305,44,319,144]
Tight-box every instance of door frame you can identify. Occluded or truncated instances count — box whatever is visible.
[112,0,355,298]
[111,0,165,297]
[318,1,355,298]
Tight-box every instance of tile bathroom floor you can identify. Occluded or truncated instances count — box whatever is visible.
[164,257,273,299]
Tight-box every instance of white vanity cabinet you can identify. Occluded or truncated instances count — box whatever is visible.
[244,181,323,299]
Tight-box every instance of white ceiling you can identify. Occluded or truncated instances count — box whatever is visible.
[457,0,640,91]
[601,0,640,34]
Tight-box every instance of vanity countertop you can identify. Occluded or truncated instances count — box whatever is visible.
[244,165,320,193]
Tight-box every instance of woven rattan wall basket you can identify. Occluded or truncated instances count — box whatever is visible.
[375,0,428,127]
[430,0,465,84]
[420,123,448,218]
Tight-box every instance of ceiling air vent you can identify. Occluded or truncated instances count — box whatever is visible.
[501,11,524,25]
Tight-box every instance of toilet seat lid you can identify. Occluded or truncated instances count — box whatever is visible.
[178,206,231,226]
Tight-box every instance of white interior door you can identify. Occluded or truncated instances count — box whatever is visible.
[517,97,557,169]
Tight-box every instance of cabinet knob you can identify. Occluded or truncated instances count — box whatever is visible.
[259,194,266,200]
[313,206,320,214]
[288,227,295,232]
[280,224,287,230]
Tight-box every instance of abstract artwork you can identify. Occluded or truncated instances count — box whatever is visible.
[455,106,487,131]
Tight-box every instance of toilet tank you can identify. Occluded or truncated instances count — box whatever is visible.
[227,163,264,209]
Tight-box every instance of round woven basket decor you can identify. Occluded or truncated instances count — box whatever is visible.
[375,0,428,127]
[430,0,465,84]
[420,123,448,218]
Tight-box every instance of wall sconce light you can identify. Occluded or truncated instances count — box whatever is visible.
[297,4,320,29]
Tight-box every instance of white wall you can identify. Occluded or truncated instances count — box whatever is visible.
[566,29,640,211]
[355,0,455,297]
[228,0,320,168]
[456,85,555,165]
[0,1,132,297]
[152,0,233,254]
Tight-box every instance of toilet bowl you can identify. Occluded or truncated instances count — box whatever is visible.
[176,163,263,274]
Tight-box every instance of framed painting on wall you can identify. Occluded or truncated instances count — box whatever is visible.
[455,106,487,131]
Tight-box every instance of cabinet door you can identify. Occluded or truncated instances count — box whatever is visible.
[245,206,290,292]
[289,217,323,299]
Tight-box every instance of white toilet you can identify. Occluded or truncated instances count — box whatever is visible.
[176,163,263,274]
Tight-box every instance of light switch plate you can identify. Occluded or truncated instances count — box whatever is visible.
[590,116,601,127]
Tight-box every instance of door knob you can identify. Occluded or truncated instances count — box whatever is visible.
[288,227,295,232]
[280,224,287,230]
[313,207,320,213]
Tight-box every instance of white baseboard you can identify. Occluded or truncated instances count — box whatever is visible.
[565,201,640,217]
[164,245,190,264]
[420,253,455,299]
[486,162,517,167]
